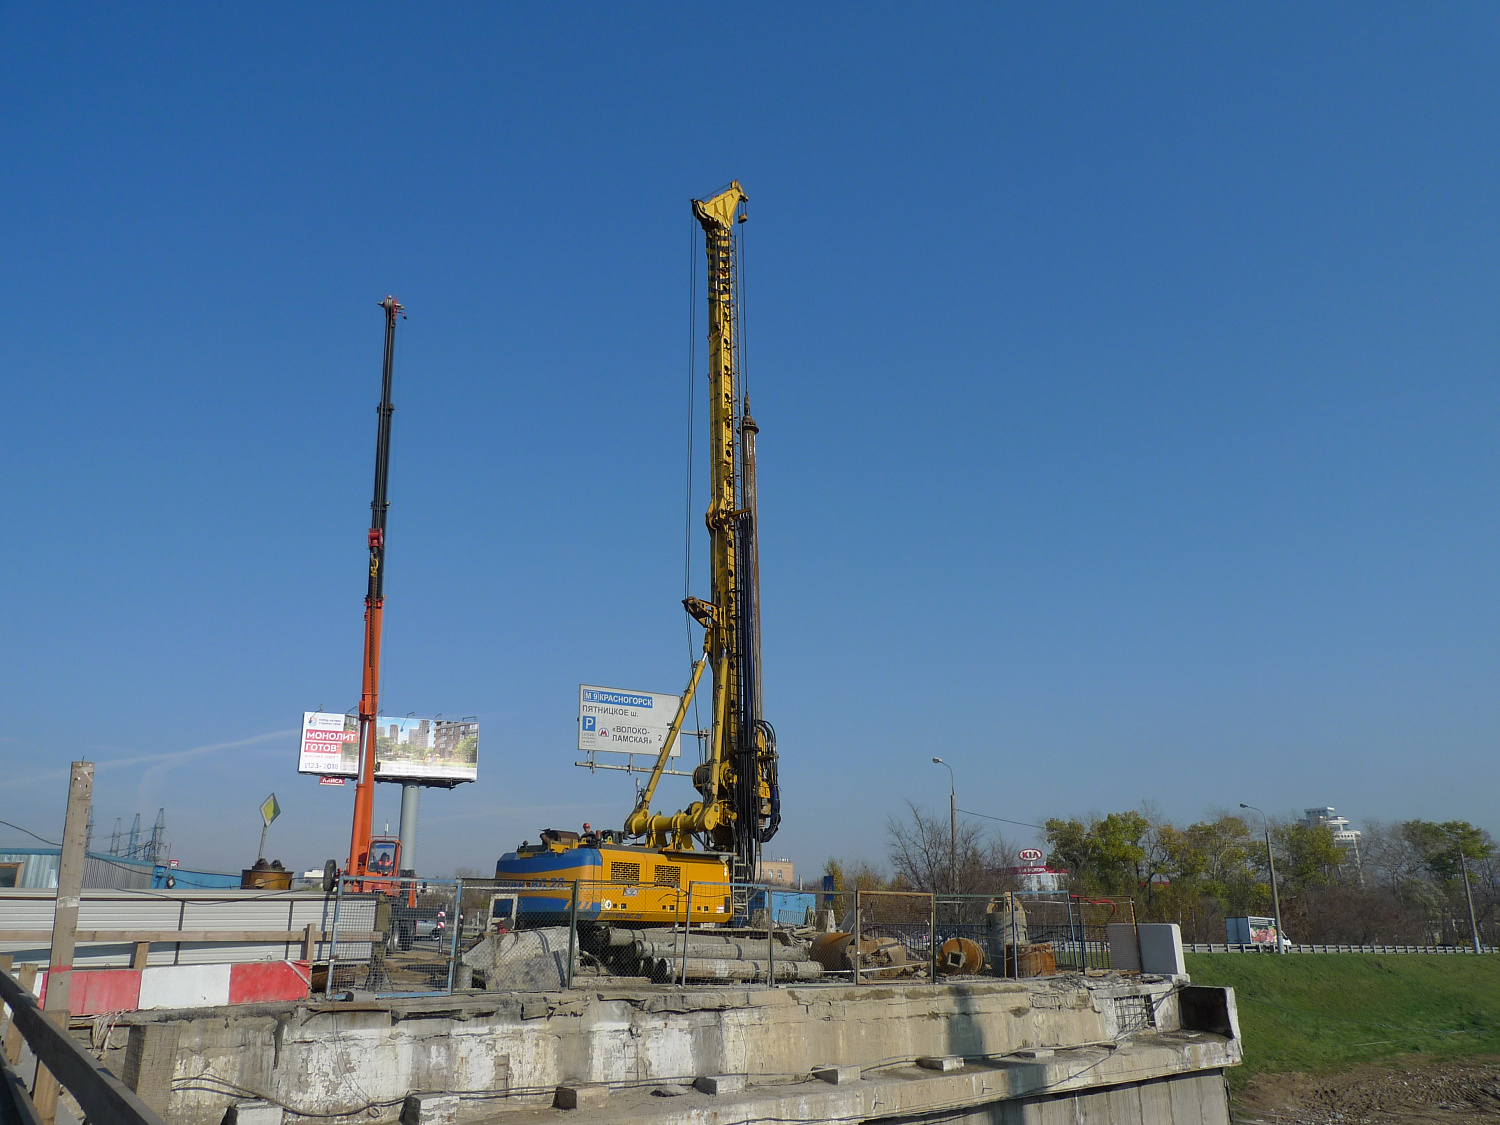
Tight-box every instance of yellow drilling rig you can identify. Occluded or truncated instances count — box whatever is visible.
[497,182,781,930]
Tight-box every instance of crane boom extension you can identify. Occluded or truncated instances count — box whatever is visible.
[623,182,779,879]
[347,296,404,877]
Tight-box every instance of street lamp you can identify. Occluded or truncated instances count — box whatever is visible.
[932,757,956,894]
[1240,803,1285,954]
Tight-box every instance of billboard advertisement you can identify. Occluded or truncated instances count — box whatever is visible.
[577,685,684,757]
[299,712,359,776]
[298,712,479,783]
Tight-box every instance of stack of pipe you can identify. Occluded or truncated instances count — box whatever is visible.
[597,926,823,982]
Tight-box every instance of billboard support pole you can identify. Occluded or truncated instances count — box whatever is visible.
[398,785,419,875]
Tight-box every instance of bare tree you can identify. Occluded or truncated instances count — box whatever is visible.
[886,800,1016,895]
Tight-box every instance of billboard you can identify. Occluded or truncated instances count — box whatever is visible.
[577,685,684,757]
[298,712,479,783]
[299,712,358,776]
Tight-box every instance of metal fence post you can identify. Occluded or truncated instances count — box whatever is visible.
[929,895,938,984]
[853,889,861,985]
[446,879,462,994]
[1068,894,1080,972]
[680,884,694,985]
[567,880,578,989]
[1008,893,1016,979]
[325,876,345,996]
[767,885,776,987]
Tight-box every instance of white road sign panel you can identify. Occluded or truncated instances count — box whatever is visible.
[578,685,683,757]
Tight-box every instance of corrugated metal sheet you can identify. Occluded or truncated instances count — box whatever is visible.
[0,850,60,889]
[0,849,155,890]
[0,889,345,967]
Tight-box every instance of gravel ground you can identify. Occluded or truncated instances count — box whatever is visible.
[1234,1054,1500,1124]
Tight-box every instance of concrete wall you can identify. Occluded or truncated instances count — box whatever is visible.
[980,1072,1230,1124]
[110,976,1238,1125]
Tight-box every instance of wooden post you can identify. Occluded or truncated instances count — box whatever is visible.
[4,965,38,1065]
[131,942,150,970]
[33,760,93,1123]
[302,924,318,962]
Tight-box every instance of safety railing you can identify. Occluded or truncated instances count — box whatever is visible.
[1,960,166,1125]
[833,890,1131,983]
[1185,941,1496,955]
[326,876,462,997]
[315,878,1132,994]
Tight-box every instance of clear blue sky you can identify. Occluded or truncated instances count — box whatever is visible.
[3,6,1498,877]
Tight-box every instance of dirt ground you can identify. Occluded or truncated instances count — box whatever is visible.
[1234,1054,1500,1124]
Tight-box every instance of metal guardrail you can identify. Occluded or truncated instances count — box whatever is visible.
[0,963,167,1125]
[1186,942,1496,954]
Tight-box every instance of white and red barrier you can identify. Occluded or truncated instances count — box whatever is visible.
[34,960,310,1015]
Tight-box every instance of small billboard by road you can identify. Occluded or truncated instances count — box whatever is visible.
[578,685,683,757]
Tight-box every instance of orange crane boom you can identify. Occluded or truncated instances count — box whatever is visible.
[347,296,404,877]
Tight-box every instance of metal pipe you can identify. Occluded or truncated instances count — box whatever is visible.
[932,758,956,894]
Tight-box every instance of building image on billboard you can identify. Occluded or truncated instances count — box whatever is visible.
[374,716,478,783]
[298,712,478,784]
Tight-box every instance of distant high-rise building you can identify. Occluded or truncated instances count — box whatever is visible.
[1304,807,1363,884]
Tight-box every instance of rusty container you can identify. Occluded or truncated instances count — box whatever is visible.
[1004,941,1058,978]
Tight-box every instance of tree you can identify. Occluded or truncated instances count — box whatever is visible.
[1044,811,1151,899]
[885,800,1012,895]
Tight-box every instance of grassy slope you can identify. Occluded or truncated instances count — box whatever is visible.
[1182,953,1500,1089]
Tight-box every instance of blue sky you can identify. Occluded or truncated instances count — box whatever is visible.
[3,6,1499,877]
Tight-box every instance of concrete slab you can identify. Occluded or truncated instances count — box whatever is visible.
[693,1074,745,1095]
[222,1101,283,1125]
[553,1084,610,1110]
[811,1063,861,1084]
[916,1055,964,1072]
[398,1093,460,1125]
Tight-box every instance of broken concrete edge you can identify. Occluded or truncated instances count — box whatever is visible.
[107,973,1103,1027]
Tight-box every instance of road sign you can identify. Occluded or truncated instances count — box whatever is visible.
[260,793,282,827]
[578,685,684,757]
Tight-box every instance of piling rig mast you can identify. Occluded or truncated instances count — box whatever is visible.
[622,181,781,881]
[498,183,779,927]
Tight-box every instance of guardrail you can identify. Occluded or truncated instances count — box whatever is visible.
[1,961,166,1125]
[1186,942,1496,954]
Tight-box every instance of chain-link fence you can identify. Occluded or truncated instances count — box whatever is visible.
[326,876,461,996]
[320,877,1134,995]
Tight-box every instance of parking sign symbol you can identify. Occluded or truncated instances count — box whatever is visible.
[582,716,596,732]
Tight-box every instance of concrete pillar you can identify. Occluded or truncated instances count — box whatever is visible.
[398,784,419,876]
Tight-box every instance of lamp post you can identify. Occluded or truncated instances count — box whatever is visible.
[932,757,956,894]
[1241,803,1285,954]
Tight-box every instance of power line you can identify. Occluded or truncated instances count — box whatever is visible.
[957,808,1045,831]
